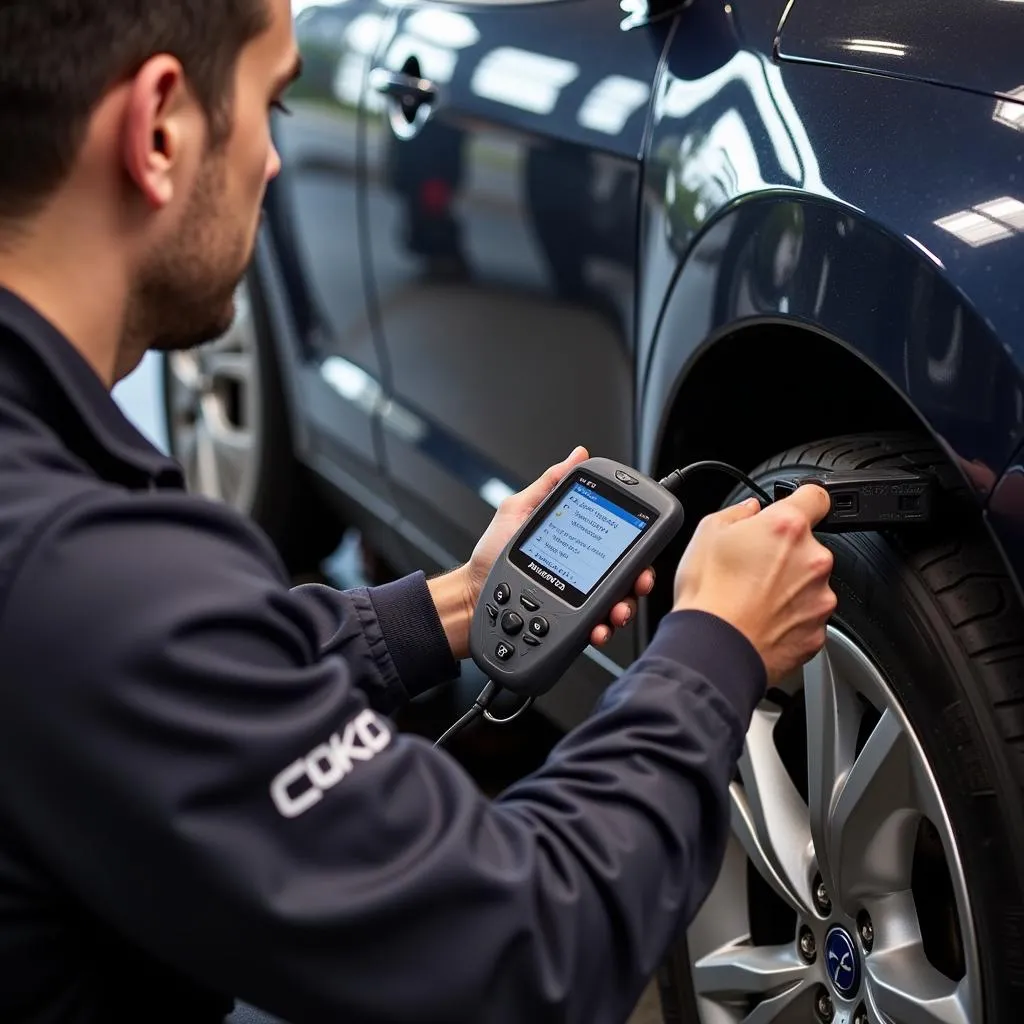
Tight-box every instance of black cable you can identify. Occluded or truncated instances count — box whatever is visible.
[484,696,535,725]
[433,680,501,749]
[659,460,773,506]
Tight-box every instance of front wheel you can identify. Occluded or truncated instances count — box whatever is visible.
[656,433,1024,1024]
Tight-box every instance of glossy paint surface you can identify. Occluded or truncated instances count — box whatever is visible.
[269,0,1024,704]
[778,0,1024,104]
[362,0,673,567]
[641,0,1024,481]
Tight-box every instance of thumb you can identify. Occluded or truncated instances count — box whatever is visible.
[712,496,763,525]
[774,483,831,527]
[511,446,589,513]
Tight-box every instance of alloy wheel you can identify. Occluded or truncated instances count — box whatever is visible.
[165,280,262,511]
[686,626,981,1024]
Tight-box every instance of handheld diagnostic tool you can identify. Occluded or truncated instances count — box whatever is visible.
[469,458,684,699]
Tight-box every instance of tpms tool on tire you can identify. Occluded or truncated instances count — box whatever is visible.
[433,456,935,749]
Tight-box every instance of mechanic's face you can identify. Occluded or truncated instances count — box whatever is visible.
[130,0,298,354]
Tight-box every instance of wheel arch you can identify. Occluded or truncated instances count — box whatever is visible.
[638,192,1024,601]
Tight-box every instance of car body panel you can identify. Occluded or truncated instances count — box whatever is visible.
[362,0,674,553]
[269,0,396,504]
[261,0,1024,727]
[777,0,1024,105]
[638,0,1024,488]
[359,0,676,694]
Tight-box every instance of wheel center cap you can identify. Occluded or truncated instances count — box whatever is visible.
[824,927,861,997]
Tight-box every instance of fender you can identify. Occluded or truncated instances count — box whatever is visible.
[638,194,1024,495]
[637,11,1024,492]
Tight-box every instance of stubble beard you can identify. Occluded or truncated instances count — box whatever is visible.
[123,153,251,359]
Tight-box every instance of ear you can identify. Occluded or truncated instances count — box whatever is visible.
[120,55,200,210]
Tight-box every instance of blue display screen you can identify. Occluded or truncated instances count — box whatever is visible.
[518,482,649,596]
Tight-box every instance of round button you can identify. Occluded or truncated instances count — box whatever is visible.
[500,611,524,636]
[528,616,549,637]
[494,583,511,605]
[495,640,515,661]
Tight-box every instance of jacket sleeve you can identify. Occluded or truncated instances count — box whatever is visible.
[0,490,765,1024]
[290,574,461,715]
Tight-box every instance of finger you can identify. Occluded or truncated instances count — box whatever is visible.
[610,598,637,629]
[591,624,613,646]
[773,483,831,527]
[511,446,589,513]
[711,496,762,526]
[633,567,655,597]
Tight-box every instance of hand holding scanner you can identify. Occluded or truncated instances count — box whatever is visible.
[469,457,684,699]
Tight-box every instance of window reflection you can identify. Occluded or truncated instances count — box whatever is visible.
[577,75,650,135]
[994,86,1024,131]
[843,38,906,58]
[935,197,1024,247]
[471,47,579,115]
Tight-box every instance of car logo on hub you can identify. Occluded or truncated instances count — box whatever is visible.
[824,927,860,997]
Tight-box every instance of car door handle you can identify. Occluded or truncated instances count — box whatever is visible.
[369,66,438,139]
[369,68,437,106]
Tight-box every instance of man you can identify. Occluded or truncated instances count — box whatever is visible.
[0,2,837,1022]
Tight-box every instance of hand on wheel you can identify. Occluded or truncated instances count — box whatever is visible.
[672,485,837,685]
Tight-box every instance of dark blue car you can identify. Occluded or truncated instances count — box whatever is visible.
[163,1,1024,1020]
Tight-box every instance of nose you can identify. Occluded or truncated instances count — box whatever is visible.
[267,143,282,182]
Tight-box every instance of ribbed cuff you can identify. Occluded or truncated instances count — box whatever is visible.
[368,571,460,699]
[645,609,767,727]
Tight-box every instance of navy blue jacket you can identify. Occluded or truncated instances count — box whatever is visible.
[0,286,766,1023]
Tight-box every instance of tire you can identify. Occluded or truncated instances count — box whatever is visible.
[655,432,1024,1024]
[162,269,342,577]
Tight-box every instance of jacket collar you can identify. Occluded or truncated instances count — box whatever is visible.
[0,285,184,489]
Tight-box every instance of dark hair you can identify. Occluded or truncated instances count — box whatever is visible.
[0,0,270,221]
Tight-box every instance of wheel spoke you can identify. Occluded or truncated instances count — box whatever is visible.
[198,393,253,449]
[693,940,812,1002]
[168,350,201,390]
[194,421,222,500]
[729,785,805,915]
[205,350,252,386]
[803,647,861,901]
[829,709,919,913]
[866,939,972,1024]
[742,985,815,1024]
[734,706,814,913]
[195,401,252,503]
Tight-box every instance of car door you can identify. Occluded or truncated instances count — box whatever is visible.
[361,0,678,569]
[267,0,394,503]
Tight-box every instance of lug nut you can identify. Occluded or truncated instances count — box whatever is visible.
[858,911,874,953]
[815,988,835,1023]
[813,874,832,916]
[799,927,817,963]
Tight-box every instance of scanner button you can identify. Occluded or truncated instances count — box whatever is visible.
[528,616,550,637]
[495,640,515,661]
[615,470,639,485]
[523,634,541,647]
[494,583,511,605]
[520,595,540,612]
[485,603,498,623]
[501,611,524,636]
